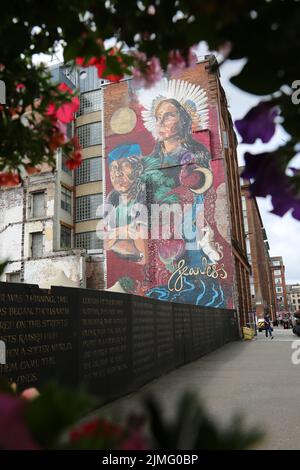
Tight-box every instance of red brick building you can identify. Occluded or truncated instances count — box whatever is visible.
[241,179,276,320]
[103,55,252,327]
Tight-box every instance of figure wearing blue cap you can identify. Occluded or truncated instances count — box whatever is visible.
[104,143,148,263]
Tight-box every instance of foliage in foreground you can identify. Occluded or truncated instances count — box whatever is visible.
[0,380,263,450]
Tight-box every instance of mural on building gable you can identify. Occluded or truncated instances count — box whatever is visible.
[104,70,234,308]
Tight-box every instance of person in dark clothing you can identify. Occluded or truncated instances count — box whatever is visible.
[264,313,274,339]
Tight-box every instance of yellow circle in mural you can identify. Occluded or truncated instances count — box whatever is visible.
[110,107,137,134]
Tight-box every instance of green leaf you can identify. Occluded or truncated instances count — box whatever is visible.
[25,382,94,448]
[230,60,283,96]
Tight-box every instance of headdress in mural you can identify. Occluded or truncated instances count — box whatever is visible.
[138,78,209,138]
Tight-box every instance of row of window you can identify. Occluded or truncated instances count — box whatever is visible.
[76,194,103,222]
[77,122,102,147]
[29,187,103,222]
[78,90,103,116]
[75,157,102,184]
[75,231,103,250]
[62,155,102,185]
[60,186,103,223]
[28,228,103,256]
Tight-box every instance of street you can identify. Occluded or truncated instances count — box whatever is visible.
[104,327,300,450]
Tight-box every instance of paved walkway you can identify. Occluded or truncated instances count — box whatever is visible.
[104,327,300,449]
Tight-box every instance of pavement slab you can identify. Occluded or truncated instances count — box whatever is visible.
[103,327,300,450]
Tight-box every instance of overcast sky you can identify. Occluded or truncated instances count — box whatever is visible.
[219,59,300,285]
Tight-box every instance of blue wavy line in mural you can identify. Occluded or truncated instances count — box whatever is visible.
[145,287,170,300]
[215,285,225,308]
[196,280,206,305]
[206,284,219,307]
[172,275,195,302]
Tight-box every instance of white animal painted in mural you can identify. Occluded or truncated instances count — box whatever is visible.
[197,224,223,263]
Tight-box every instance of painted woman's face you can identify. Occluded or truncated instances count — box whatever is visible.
[110,158,134,193]
[155,101,181,141]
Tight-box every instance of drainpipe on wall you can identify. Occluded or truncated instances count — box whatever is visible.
[20,178,27,282]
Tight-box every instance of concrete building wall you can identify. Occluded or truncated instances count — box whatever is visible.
[287,284,300,312]
[0,186,23,264]
[24,251,86,287]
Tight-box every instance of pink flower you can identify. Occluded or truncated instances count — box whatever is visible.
[46,83,79,124]
[132,53,163,89]
[0,394,39,450]
[119,431,149,450]
[65,150,82,170]
[56,96,79,124]
[76,56,107,79]
[167,51,186,77]
[21,387,40,401]
[168,47,198,77]
[16,83,26,92]
[188,46,198,68]
[219,41,232,59]
[49,131,66,152]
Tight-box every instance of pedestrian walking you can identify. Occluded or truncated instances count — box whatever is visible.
[264,313,274,339]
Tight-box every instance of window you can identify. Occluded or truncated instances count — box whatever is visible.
[276,287,283,293]
[77,122,102,148]
[75,157,102,185]
[61,153,72,175]
[6,272,20,283]
[272,260,281,266]
[32,192,45,218]
[274,270,281,276]
[293,299,296,304]
[275,278,282,285]
[78,90,102,116]
[76,194,102,221]
[75,231,103,251]
[61,186,72,213]
[243,215,249,233]
[246,238,251,256]
[31,232,43,258]
[60,225,72,249]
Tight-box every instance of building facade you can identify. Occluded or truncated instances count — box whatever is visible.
[103,56,251,325]
[0,57,251,325]
[270,256,288,313]
[287,284,300,313]
[241,179,276,319]
[0,65,90,287]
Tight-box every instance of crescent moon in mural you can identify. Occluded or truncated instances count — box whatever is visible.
[110,107,137,134]
[190,167,213,194]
